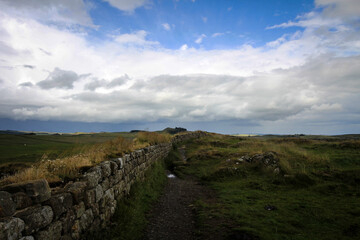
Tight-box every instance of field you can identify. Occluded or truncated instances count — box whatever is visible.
[170,133,360,240]
[0,132,138,165]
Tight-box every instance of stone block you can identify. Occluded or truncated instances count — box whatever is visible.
[0,217,25,240]
[34,221,62,240]
[109,160,118,174]
[12,192,32,210]
[101,178,110,191]
[95,185,103,203]
[79,208,94,231]
[73,202,85,219]
[82,166,102,189]
[113,158,124,169]
[45,192,73,219]
[0,191,16,217]
[60,209,75,234]
[65,182,87,204]
[1,179,51,203]
[19,236,34,240]
[84,189,96,208]
[14,205,53,235]
[100,161,111,178]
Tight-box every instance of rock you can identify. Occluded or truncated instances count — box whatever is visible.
[35,221,62,240]
[100,161,111,178]
[79,208,94,231]
[60,210,76,234]
[0,217,25,240]
[95,185,103,203]
[73,202,85,219]
[19,236,35,240]
[101,178,110,191]
[65,182,87,204]
[12,192,32,210]
[114,158,124,169]
[84,189,96,208]
[109,161,118,174]
[45,193,73,219]
[71,220,81,239]
[0,191,16,217]
[1,179,51,203]
[14,205,53,235]
[82,167,102,189]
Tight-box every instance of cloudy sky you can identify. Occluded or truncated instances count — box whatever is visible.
[0,0,359,134]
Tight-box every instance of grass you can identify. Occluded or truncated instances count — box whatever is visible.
[0,131,172,186]
[0,132,137,166]
[172,133,360,240]
[96,158,169,240]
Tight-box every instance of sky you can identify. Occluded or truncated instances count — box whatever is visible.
[0,0,359,134]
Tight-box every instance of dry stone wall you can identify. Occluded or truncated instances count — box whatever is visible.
[0,131,206,240]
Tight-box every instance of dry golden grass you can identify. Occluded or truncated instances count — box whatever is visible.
[135,132,172,146]
[1,133,173,186]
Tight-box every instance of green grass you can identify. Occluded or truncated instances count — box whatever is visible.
[173,134,360,240]
[0,132,137,165]
[98,159,168,240]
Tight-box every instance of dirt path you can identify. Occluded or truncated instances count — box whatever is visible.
[144,146,215,240]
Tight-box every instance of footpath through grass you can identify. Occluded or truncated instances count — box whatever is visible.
[172,134,360,240]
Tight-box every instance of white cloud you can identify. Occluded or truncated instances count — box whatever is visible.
[0,1,359,133]
[103,0,149,12]
[212,32,224,38]
[180,44,188,50]
[114,30,159,46]
[162,23,171,31]
[37,68,84,89]
[316,0,360,19]
[195,34,206,44]
[0,0,94,27]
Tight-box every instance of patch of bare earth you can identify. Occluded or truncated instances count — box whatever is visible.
[144,172,226,240]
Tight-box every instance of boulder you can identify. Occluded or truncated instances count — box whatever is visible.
[79,209,94,231]
[95,185,103,203]
[60,209,76,234]
[65,182,87,204]
[0,217,25,240]
[34,221,62,240]
[100,161,111,178]
[73,202,85,219]
[1,179,51,203]
[0,191,16,217]
[82,167,102,189]
[14,205,53,235]
[12,192,32,210]
[84,189,96,208]
[45,193,73,219]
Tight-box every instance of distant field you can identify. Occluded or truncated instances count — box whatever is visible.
[0,132,137,166]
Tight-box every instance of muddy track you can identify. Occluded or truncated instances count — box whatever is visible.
[144,147,219,240]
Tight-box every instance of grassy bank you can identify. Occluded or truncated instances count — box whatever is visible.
[0,132,171,186]
[173,134,360,240]
[0,132,138,166]
[97,154,174,240]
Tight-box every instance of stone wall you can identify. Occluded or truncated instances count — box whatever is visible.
[0,131,206,240]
